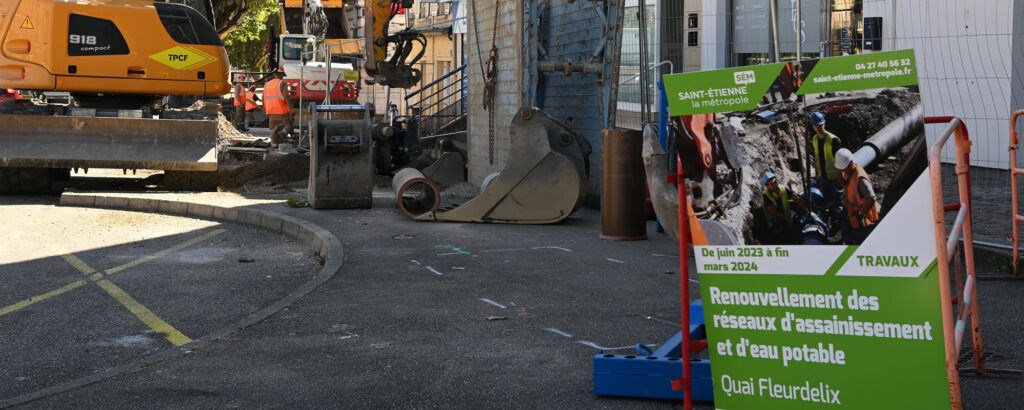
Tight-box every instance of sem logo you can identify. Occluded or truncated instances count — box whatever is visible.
[734,70,756,85]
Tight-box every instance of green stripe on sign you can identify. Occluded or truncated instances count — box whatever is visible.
[919,258,938,279]
[825,245,859,276]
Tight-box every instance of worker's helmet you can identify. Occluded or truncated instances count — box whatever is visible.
[810,112,826,126]
[835,148,854,170]
[762,171,777,186]
[274,67,286,76]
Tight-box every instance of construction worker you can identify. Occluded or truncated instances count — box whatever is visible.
[263,70,292,148]
[835,148,880,244]
[810,111,842,207]
[762,171,807,244]
[244,84,262,128]
[233,82,247,131]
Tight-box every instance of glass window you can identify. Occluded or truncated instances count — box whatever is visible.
[154,3,223,46]
[281,37,312,61]
[67,14,130,56]
[618,3,656,105]
[688,31,698,47]
[688,13,698,29]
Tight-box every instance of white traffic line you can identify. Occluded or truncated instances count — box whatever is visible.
[480,298,507,309]
[577,341,656,351]
[544,328,573,338]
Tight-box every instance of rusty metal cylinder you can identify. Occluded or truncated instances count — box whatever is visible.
[600,129,647,240]
[392,167,441,219]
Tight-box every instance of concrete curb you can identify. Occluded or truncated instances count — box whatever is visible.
[0,193,344,408]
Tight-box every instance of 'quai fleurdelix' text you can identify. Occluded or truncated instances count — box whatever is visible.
[722,375,841,405]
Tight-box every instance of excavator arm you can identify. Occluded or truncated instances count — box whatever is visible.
[363,0,424,88]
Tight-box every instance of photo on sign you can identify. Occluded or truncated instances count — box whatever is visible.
[669,59,924,247]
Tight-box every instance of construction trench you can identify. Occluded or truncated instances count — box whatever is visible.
[644,87,924,246]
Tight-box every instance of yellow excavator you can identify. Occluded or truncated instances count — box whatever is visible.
[0,0,230,193]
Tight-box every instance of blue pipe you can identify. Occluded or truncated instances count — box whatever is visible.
[655,81,669,233]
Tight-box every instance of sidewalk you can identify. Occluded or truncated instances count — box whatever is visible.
[19,188,1023,409]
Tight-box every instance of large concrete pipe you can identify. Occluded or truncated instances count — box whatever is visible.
[392,167,440,219]
[851,104,924,168]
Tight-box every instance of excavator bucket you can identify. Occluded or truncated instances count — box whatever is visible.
[0,113,217,171]
[408,107,591,224]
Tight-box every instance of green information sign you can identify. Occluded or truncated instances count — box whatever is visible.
[798,50,918,95]
[696,170,951,409]
[669,50,952,408]
[663,64,785,116]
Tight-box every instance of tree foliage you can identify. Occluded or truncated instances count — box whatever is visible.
[219,0,281,71]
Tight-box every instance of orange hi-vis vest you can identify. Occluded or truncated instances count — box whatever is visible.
[843,165,880,228]
[263,79,290,115]
[234,83,244,106]
[245,91,258,111]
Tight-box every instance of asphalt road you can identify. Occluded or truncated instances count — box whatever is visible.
[0,196,320,403]
[2,192,1021,409]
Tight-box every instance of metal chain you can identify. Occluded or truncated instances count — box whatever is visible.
[472,0,500,165]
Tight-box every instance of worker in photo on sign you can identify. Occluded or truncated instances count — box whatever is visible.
[244,84,263,129]
[762,171,807,244]
[835,148,880,245]
[810,111,842,208]
[262,69,293,149]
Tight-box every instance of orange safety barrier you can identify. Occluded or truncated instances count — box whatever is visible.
[928,116,976,409]
[1010,110,1024,277]
[928,116,1023,409]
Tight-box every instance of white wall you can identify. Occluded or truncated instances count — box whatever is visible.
[864,0,1023,169]
[701,0,730,70]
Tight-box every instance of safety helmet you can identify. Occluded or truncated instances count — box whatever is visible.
[835,148,854,170]
[762,171,777,186]
[810,112,826,126]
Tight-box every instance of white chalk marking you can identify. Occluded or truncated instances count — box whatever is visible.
[410,260,422,265]
[425,266,443,276]
[651,253,678,258]
[545,328,573,338]
[690,279,700,284]
[436,252,464,256]
[577,341,655,351]
[451,266,466,270]
[480,248,526,253]
[531,246,572,252]
[480,298,507,309]
[606,258,625,264]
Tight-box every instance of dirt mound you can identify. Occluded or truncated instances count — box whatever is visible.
[219,154,309,190]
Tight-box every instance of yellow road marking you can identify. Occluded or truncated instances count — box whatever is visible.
[105,229,226,275]
[41,238,96,275]
[95,279,192,346]
[15,231,227,346]
[0,280,87,317]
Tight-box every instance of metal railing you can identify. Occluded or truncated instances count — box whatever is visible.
[406,64,466,142]
[925,115,1024,410]
[927,116,975,409]
[1009,110,1024,276]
